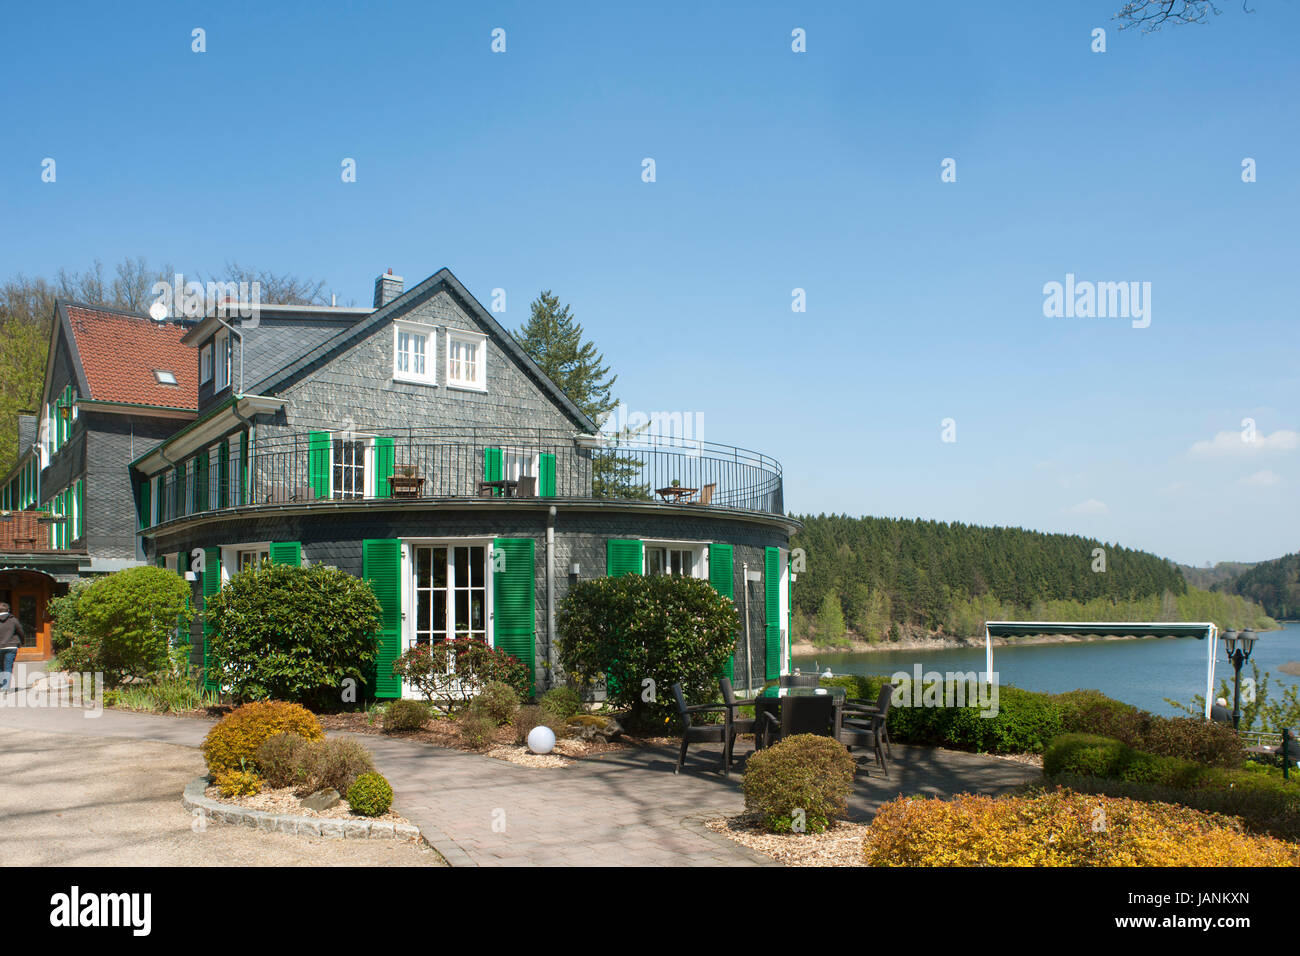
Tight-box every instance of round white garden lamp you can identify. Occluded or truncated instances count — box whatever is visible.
[526,725,556,755]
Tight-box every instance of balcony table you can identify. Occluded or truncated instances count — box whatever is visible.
[655,486,699,503]
[477,479,520,497]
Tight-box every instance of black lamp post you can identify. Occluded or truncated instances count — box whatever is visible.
[1222,628,1257,730]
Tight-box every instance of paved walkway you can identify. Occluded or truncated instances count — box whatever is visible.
[0,704,1041,866]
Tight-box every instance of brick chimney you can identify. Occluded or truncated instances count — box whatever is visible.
[373,269,404,308]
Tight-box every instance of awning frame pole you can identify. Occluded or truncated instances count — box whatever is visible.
[984,624,993,682]
[1204,624,1217,721]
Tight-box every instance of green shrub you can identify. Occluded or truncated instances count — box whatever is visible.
[204,562,381,707]
[478,680,521,725]
[201,701,325,774]
[392,639,530,713]
[254,732,314,789]
[72,567,194,685]
[557,574,739,728]
[460,709,498,750]
[382,699,431,733]
[512,705,568,745]
[540,686,582,721]
[346,772,394,817]
[298,737,376,795]
[1045,733,1297,799]
[742,733,857,833]
[47,581,90,655]
[111,673,217,714]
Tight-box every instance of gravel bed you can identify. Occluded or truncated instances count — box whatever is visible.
[705,814,870,867]
[205,784,408,823]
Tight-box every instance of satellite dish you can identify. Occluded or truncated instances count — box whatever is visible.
[148,301,168,321]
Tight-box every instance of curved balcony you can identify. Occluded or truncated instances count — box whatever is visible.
[145,430,785,528]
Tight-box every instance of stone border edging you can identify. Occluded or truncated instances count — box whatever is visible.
[680,812,784,866]
[182,777,422,843]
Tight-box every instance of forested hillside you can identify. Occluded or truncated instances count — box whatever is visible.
[1221,553,1300,620]
[1177,561,1256,591]
[790,514,1274,645]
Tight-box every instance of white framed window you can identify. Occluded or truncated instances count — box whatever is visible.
[332,436,374,499]
[503,451,537,482]
[199,344,213,384]
[644,540,709,578]
[222,543,272,580]
[393,321,436,385]
[214,333,231,390]
[446,330,487,391]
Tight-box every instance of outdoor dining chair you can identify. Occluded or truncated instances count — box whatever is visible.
[719,676,758,767]
[835,682,895,777]
[514,475,537,497]
[758,693,836,749]
[672,683,735,776]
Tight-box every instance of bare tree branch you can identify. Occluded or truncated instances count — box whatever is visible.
[1114,0,1254,32]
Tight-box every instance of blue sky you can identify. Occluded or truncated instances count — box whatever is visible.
[2,1,1296,565]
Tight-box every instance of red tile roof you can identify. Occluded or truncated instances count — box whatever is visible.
[65,306,197,410]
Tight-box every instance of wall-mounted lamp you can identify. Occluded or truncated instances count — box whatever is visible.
[745,569,762,584]
[570,562,581,577]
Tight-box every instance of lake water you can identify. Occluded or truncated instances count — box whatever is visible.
[793,621,1300,716]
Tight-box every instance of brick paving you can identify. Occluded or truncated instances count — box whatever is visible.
[0,703,1040,866]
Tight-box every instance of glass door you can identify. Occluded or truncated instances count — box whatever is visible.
[412,544,487,648]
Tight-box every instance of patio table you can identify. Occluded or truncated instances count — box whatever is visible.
[753,685,846,749]
[655,486,699,503]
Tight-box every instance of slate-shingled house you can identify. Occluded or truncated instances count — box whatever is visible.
[4,268,798,696]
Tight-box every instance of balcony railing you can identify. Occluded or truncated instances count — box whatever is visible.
[146,431,784,526]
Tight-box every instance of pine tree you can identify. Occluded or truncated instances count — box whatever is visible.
[515,291,617,424]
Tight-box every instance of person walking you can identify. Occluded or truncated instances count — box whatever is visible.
[0,602,24,692]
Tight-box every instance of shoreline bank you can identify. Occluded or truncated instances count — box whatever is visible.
[793,632,1187,657]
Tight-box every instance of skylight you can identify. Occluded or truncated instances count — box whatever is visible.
[154,370,178,385]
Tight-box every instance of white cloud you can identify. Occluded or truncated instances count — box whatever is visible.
[1065,498,1109,516]
[1240,470,1283,487]
[1190,428,1299,458]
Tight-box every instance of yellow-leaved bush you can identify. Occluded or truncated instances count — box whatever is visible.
[862,789,1300,867]
[201,701,325,775]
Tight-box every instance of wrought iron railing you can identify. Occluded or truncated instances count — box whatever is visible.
[146,431,784,526]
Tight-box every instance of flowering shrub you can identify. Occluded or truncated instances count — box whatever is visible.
[862,790,1300,866]
[392,639,529,714]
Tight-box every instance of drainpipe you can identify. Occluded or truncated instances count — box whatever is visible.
[546,505,556,691]
[742,561,753,691]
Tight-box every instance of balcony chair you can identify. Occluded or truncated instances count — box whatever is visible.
[834,682,896,777]
[514,475,537,498]
[690,482,715,506]
[672,682,735,776]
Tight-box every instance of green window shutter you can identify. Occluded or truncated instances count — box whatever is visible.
[76,480,84,541]
[709,544,736,680]
[269,541,301,566]
[374,437,395,499]
[195,452,209,512]
[606,539,643,577]
[239,431,250,505]
[138,477,148,530]
[175,462,187,518]
[217,441,230,509]
[308,431,331,500]
[764,546,781,679]
[493,538,536,697]
[202,547,222,692]
[538,453,556,497]
[363,539,403,699]
[483,447,503,495]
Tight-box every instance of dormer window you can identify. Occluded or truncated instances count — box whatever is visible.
[199,344,213,384]
[393,321,436,385]
[446,330,487,391]
[154,370,178,386]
